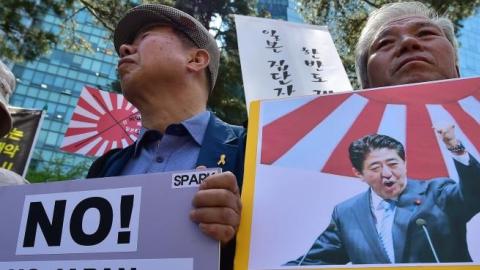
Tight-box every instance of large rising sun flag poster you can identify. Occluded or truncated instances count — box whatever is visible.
[61,86,141,156]
[236,77,480,270]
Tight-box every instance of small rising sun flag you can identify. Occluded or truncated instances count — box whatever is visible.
[61,86,141,157]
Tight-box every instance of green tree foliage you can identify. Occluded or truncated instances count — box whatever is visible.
[26,157,92,183]
[0,0,74,61]
[297,0,480,88]
[0,0,136,61]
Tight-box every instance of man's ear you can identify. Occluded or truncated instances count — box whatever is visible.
[352,167,364,180]
[186,49,210,72]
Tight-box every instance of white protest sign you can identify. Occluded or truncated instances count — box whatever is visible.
[0,258,192,270]
[0,168,221,270]
[235,15,352,112]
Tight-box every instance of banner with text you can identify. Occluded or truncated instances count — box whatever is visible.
[235,15,352,112]
[0,107,43,176]
[0,169,221,269]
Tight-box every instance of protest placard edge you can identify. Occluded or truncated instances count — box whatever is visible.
[235,100,261,269]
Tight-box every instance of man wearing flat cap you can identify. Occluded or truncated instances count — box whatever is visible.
[87,4,245,269]
[0,60,29,186]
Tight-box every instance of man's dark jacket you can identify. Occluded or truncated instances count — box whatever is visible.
[288,155,480,265]
[87,114,246,270]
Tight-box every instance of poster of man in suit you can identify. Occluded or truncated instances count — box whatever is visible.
[235,77,480,269]
[287,131,479,265]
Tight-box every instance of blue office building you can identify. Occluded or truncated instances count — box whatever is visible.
[458,9,480,77]
[257,0,304,23]
[9,10,118,175]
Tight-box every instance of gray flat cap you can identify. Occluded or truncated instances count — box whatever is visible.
[114,4,220,91]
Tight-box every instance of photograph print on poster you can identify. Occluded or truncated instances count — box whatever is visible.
[237,76,480,270]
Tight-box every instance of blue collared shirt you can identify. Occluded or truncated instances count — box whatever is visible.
[121,111,211,175]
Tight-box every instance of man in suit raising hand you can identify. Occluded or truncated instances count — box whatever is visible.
[288,124,480,265]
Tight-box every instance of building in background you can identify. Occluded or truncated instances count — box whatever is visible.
[257,0,304,23]
[9,9,118,175]
[458,9,480,77]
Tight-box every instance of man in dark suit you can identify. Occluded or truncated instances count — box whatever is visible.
[86,4,244,269]
[288,127,480,265]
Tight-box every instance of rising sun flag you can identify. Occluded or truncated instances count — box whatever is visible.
[61,86,141,157]
[260,77,480,180]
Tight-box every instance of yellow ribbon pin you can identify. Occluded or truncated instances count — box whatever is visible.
[217,154,226,166]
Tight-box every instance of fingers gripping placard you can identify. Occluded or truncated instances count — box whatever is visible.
[16,187,141,255]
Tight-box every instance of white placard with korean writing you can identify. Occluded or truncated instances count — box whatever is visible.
[235,15,353,112]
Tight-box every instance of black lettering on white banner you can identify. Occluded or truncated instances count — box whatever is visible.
[17,187,141,255]
[23,200,66,247]
[70,197,113,246]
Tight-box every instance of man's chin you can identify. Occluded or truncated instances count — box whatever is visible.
[380,186,400,199]
[119,76,139,93]
[392,72,450,86]
[120,82,137,102]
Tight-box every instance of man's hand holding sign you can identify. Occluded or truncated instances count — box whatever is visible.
[191,169,242,245]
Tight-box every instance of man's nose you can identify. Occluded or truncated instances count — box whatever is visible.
[397,35,423,55]
[119,43,137,57]
[381,166,393,178]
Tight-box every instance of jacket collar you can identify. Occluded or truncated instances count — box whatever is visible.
[393,179,426,262]
[196,114,241,173]
[353,181,426,263]
[352,190,391,263]
[102,113,243,180]
[132,111,211,157]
